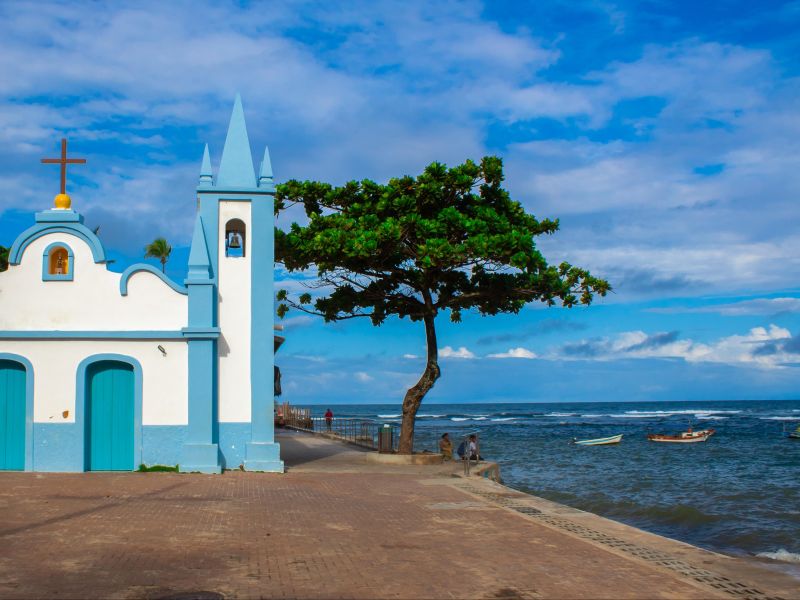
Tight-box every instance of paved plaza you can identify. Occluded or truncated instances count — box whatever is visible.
[0,431,797,599]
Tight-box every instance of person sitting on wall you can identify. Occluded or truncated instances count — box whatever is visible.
[456,434,481,461]
[439,433,453,460]
[467,434,481,460]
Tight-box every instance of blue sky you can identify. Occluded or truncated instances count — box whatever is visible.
[2,0,800,404]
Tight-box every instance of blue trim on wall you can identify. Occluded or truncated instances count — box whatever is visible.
[181,327,220,340]
[199,191,272,197]
[33,423,82,472]
[219,422,251,469]
[0,353,34,471]
[75,354,143,471]
[142,425,186,467]
[182,210,221,474]
[182,337,221,474]
[139,423,252,470]
[41,242,75,281]
[186,282,215,329]
[245,191,282,472]
[0,331,186,340]
[119,264,188,296]
[198,195,220,293]
[9,216,107,265]
[251,198,274,441]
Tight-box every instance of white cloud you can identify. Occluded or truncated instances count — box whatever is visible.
[280,315,316,329]
[289,354,328,363]
[402,353,420,359]
[648,297,800,316]
[1,2,798,308]
[487,347,537,359]
[556,325,798,368]
[355,371,373,382]
[440,346,476,359]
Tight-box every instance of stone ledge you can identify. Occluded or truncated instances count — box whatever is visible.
[365,452,444,465]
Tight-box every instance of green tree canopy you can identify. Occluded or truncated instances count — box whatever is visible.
[144,237,172,273]
[0,245,8,272]
[275,157,610,453]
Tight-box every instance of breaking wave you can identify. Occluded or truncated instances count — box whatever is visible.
[756,549,800,563]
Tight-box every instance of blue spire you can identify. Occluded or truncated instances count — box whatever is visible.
[198,143,213,188]
[216,94,256,188]
[187,215,212,279]
[258,146,273,188]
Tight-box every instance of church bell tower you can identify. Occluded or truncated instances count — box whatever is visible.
[182,95,282,473]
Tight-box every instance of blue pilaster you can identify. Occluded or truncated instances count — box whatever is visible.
[181,216,221,473]
[244,196,283,472]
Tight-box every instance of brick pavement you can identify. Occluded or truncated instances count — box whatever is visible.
[0,433,794,600]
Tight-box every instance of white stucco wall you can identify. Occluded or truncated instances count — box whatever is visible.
[0,232,187,331]
[1,340,188,425]
[217,201,252,422]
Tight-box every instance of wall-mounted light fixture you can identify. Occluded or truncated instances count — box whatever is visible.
[157,345,167,357]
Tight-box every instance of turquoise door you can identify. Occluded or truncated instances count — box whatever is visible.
[87,361,134,471]
[0,360,27,470]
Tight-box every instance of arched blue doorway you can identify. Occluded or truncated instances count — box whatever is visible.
[86,360,135,471]
[0,360,26,470]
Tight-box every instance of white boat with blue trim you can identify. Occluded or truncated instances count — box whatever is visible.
[573,434,623,446]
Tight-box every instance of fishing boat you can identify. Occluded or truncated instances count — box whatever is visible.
[573,434,623,446]
[647,427,715,443]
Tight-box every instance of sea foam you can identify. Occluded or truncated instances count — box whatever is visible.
[756,549,800,563]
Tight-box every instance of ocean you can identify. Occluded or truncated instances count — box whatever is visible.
[309,399,800,566]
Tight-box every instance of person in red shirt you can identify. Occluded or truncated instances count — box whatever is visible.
[324,408,333,431]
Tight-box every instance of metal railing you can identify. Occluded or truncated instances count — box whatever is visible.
[283,415,402,453]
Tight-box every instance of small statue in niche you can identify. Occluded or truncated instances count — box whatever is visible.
[55,254,64,275]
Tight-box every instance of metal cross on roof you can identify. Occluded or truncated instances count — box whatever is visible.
[41,138,86,195]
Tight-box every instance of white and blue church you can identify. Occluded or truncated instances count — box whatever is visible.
[0,96,284,473]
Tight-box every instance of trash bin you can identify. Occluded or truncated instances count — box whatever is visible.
[378,424,394,453]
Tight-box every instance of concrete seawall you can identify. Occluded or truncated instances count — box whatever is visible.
[0,429,796,599]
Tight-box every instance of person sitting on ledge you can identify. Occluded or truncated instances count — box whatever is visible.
[457,434,482,461]
[439,433,453,460]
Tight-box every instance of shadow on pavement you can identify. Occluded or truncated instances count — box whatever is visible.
[276,430,368,468]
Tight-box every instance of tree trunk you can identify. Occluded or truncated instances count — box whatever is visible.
[161,258,166,273]
[398,310,440,454]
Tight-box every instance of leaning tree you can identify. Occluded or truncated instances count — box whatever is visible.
[275,157,609,453]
